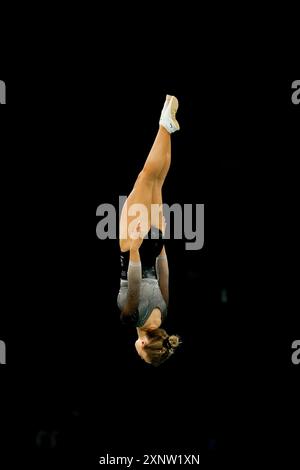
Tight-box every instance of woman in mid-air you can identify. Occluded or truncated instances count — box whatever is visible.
[117,95,181,366]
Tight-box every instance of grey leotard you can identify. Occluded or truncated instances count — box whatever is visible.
[117,226,169,327]
[117,266,167,327]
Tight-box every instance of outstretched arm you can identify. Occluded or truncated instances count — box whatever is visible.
[121,221,144,319]
[122,248,142,317]
[156,246,169,305]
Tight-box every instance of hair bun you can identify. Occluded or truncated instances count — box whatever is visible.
[168,335,180,349]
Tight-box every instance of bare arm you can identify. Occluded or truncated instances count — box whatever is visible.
[121,248,142,317]
[156,246,169,305]
[121,221,144,320]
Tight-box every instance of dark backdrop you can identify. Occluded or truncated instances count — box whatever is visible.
[0,68,299,467]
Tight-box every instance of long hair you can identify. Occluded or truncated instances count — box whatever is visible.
[144,328,181,367]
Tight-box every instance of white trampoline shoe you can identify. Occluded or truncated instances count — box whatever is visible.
[160,94,172,119]
[159,95,180,133]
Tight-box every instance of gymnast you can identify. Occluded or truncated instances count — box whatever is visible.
[117,95,181,366]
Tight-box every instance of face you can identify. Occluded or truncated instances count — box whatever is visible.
[135,337,151,363]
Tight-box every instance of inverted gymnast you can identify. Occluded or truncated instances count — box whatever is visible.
[117,95,181,366]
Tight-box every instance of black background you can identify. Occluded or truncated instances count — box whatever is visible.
[0,54,299,468]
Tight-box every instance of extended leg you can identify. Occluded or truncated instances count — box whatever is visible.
[119,127,171,251]
[151,136,171,231]
[119,95,179,251]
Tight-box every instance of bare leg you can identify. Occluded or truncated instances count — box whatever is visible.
[119,126,171,251]
[138,126,171,182]
[151,136,171,231]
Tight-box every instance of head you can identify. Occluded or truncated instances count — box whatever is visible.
[135,328,181,366]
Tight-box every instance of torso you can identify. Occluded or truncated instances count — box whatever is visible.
[118,226,167,328]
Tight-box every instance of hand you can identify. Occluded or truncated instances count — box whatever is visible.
[129,220,144,251]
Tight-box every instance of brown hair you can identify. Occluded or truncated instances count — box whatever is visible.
[143,328,181,367]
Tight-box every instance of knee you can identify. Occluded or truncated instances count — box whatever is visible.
[154,175,164,187]
[136,170,145,181]
[137,168,156,184]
